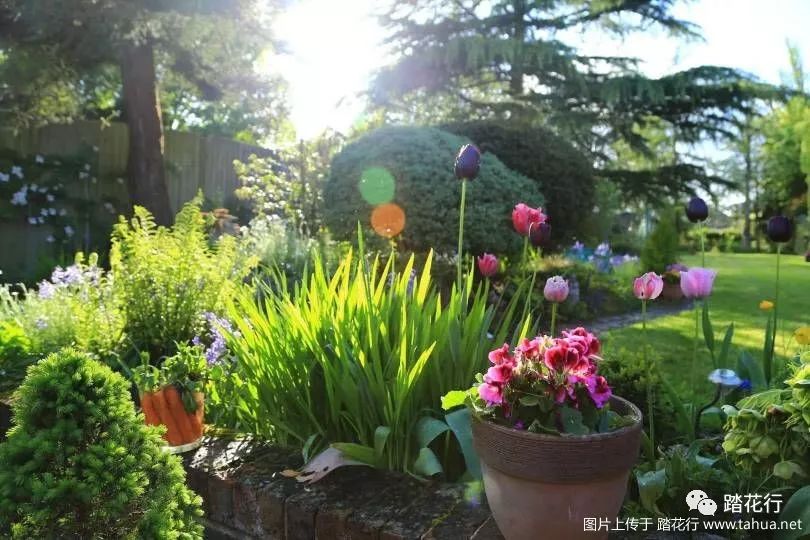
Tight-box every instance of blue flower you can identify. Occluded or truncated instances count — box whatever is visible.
[708,368,742,388]
[738,379,752,391]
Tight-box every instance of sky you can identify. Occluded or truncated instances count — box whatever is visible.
[267,0,810,140]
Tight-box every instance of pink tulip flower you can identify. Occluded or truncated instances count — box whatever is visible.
[633,272,664,300]
[544,276,569,303]
[511,203,547,236]
[477,253,498,277]
[680,267,717,299]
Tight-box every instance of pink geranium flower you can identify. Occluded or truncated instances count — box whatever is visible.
[478,382,504,404]
[488,343,513,366]
[485,364,513,385]
[584,375,612,408]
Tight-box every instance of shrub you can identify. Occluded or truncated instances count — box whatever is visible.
[0,349,203,538]
[640,208,681,273]
[442,120,595,245]
[110,195,257,363]
[0,321,31,394]
[0,252,123,377]
[323,126,542,256]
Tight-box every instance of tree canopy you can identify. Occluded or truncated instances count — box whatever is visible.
[372,0,784,200]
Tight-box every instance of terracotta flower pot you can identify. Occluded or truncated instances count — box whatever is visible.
[661,281,683,301]
[472,396,642,540]
[141,387,205,447]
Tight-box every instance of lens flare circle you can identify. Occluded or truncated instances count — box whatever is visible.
[358,167,396,205]
[370,203,405,238]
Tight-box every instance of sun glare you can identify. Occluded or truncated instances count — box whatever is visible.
[264,0,387,139]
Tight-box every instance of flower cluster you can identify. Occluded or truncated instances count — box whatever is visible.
[192,312,236,366]
[38,263,102,299]
[476,328,615,434]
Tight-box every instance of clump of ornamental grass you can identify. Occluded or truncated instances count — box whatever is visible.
[0,349,203,539]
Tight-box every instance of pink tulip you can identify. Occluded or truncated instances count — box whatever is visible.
[477,253,498,277]
[680,267,717,299]
[543,276,569,303]
[633,272,664,300]
[511,203,547,236]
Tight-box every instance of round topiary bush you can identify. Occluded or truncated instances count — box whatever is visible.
[0,348,203,539]
[324,126,542,255]
[442,121,596,246]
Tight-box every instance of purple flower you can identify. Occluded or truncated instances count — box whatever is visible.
[38,281,56,299]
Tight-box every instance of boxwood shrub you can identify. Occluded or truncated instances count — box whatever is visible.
[323,126,542,256]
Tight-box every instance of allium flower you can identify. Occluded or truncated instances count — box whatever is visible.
[454,144,481,180]
[680,267,716,299]
[685,197,709,223]
[477,253,498,277]
[543,276,569,303]
[633,272,663,300]
[511,203,547,236]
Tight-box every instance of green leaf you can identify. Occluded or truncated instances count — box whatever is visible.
[559,406,588,435]
[445,408,481,479]
[519,395,540,407]
[374,426,391,462]
[331,443,377,466]
[636,469,666,514]
[441,390,468,411]
[702,300,715,365]
[776,486,810,540]
[737,350,766,390]
[415,417,449,448]
[718,323,734,369]
[659,377,694,440]
[413,447,444,477]
[773,461,806,480]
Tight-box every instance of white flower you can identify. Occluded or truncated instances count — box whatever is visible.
[30,183,38,192]
[0,172,9,182]
[11,166,23,179]
[46,235,55,243]
[40,208,49,217]
[35,155,44,164]
[103,202,115,213]
[79,172,89,180]
[27,217,37,225]
[116,177,125,185]
[37,217,45,224]
[64,225,74,237]
[48,208,56,216]
[92,145,99,152]
[46,194,55,202]
[11,186,28,206]
[83,163,91,171]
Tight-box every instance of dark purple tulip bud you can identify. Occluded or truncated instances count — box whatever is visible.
[529,222,551,247]
[766,216,793,243]
[454,144,481,180]
[685,197,709,223]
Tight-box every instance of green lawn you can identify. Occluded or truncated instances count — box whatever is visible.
[601,253,809,399]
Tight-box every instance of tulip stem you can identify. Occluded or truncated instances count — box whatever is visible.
[700,223,706,267]
[642,299,655,463]
[457,180,468,295]
[690,299,700,438]
[550,302,558,337]
[772,243,781,375]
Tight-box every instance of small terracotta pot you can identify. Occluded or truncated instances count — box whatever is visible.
[142,387,205,447]
[472,396,642,540]
[661,281,683,301]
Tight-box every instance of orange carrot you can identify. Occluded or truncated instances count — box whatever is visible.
[188,392,205,440]
[163,385,196,445]
[150,388,182,446]
[140,392,160,426]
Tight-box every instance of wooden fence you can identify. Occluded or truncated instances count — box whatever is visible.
[0,120,271,282]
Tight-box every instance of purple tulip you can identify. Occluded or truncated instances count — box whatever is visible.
[454,144,481,180]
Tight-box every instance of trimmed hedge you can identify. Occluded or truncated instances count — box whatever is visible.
[442,121,596,245]
[324,126,542,255]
